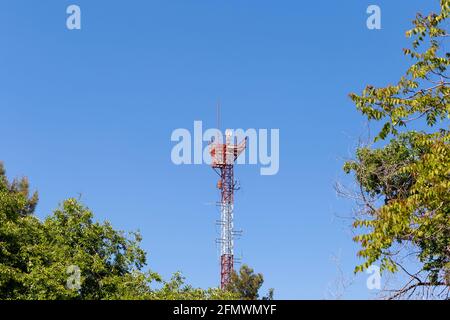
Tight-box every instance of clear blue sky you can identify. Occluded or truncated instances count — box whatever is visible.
[0,0,440,299]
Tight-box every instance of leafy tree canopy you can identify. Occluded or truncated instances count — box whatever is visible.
[345,0,449,299]
[226,264,274,300]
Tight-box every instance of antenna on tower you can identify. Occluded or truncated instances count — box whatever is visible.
[216,100,221,144]
[217,100,221,133]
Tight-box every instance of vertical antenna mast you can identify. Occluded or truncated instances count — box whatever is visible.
[217,100,221,134]
[210,106,247,290]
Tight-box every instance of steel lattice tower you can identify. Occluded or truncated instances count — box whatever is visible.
[210,130,247,289]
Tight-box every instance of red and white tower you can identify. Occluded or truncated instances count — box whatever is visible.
[210,130,247,290]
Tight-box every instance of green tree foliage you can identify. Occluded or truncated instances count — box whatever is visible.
[226,264,273,300]
[0,162,237,300]
[345,0,449,299]
[0,162,40,298]
[150,272,238,300]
